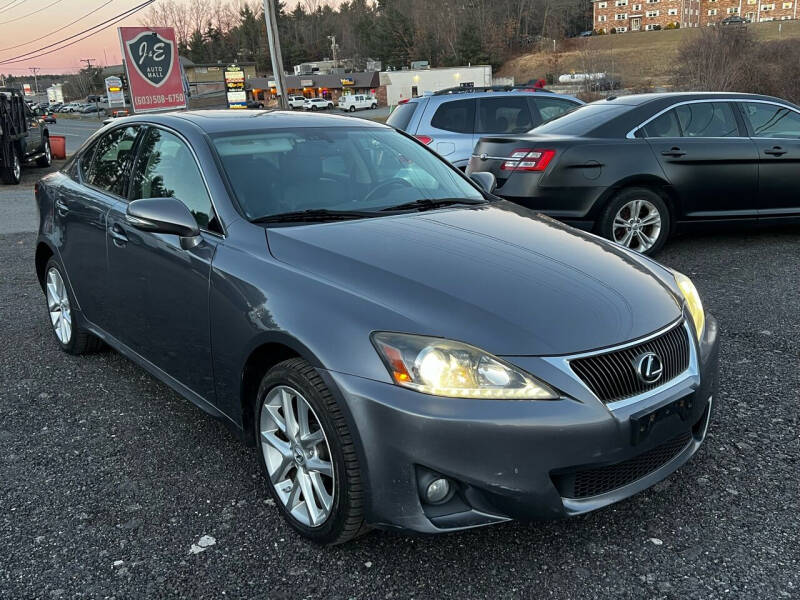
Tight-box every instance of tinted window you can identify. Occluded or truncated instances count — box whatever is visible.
[742,102,800,138]
[386,101,421,131]
[477,97,532,134]
[643,103,739,138]
[130,128,217,231]
[85,126,139,196]
[430,99,475,133]
[533,103,632,135]
[534,97,580,123]
[643,110,682,138]
[212,127,483,220]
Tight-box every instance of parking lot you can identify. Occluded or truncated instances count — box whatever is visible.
[1,169,797,597]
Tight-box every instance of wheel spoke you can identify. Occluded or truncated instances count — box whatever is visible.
[310,472,333,512]
[281,389,299,440]
[640,213,661,227]
[297,399,311,437]
[296,470,323,526]
[619,228,634,247]
[301,428,324,447]
[261,430,292,459]
[306,456,333,478]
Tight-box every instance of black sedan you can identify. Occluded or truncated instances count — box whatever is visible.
[34,110,718,544]
[467,92,800,254]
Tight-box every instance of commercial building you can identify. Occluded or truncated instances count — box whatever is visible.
[592,0,798,33]
[378,65,493,106]
[247,72,380,104]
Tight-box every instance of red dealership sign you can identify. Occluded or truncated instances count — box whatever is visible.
[118,27,186,113]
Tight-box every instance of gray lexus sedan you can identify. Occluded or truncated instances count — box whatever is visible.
[34,111,719,544]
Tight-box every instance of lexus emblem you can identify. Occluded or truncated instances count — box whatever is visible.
[635,352,664,384]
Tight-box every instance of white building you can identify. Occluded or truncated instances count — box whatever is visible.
[379,65,493,107]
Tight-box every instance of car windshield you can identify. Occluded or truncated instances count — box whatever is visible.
[531,103,632,135]
[211,126,484,221]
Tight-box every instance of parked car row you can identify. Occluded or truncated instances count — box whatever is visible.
[35,103,719,546]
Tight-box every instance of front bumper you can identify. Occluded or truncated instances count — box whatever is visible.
[324,315,720,534]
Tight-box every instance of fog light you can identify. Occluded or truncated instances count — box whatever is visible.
[425,478,451,504]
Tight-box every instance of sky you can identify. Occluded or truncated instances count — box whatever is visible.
[0,0,308,75]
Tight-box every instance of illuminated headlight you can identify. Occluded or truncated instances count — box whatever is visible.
[673,271,705,341]
[371,332,558,400]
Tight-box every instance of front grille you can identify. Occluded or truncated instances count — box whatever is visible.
[554,432,693,499]
[570,322,690,404]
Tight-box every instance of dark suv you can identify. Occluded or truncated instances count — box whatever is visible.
[1,87,52,184]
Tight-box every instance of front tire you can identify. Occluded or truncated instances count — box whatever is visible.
[349,105,356,113]
[597,187,670,255]
[1,146,22,184]
[36,137,52,167]
[255,358,367,545]
[43,257,103,354]
[370,103,377,109]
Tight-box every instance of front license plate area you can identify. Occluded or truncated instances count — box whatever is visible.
[631,395,695,445]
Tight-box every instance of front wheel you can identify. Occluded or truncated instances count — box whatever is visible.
[370,103,377,109]
[349,105,356,113]
[36,137,52,167]
[255,358,367,545]
[597,187,670,255]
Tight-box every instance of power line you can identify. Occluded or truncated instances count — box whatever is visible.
[0,0,155,65]
[0,0,27,14]
[0,0,66,25]
[0,0,116,53]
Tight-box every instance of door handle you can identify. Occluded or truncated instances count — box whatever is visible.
[661,147,686,157]
[55,198,69,216]
[109,223,128,245]
[764,146,786,156]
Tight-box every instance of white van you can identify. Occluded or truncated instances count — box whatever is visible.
[338,94,377,112]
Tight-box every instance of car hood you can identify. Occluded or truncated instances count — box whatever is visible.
[266,202,682,356]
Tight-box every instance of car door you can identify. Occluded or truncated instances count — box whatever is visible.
[424,98,476,167]
[642,101,760,219]
[105,125,219,400]
[54,125,141,329]
[739,100,800,218]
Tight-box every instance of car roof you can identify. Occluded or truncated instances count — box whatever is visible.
[603,91,789,106]
[124,110,386,133]
[408,89,582,104]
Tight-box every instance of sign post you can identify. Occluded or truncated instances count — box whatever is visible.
[224,65,247,109]
[118,27,187,113]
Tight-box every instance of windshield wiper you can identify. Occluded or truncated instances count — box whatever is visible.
[379,198,486,213]
[251,209,381,224]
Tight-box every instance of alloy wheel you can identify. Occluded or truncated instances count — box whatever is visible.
[46,267,72,344]
[259,385,335,527]
[12,151,21,181]
[612,199,662,252]
[45,140,51,163]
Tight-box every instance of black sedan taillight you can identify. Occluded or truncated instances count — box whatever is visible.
[500,148,556,172]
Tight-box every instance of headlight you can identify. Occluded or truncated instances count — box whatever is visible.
[371,332,558,400]
[674,271,705,340]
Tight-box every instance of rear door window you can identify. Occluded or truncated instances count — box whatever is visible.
[476,97,532,134]
[84,126,140,196]
[430,99,476,133]
[533,97,580,123]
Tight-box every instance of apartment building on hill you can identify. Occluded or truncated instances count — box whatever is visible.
[593,0,798,33]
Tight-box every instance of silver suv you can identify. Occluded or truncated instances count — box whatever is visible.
[387,87,583,169]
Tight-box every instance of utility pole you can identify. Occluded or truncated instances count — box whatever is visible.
[262,0,288,109]
[29,67,40,94]
[80,58,95,69]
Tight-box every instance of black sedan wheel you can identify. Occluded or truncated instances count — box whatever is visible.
[43,257,103,354]
[599,187,670,255]
[256,358,367,545]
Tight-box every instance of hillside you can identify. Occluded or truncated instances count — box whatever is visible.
[500,20,800,89]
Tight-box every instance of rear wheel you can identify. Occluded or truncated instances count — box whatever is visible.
[1,146,22,185]
[597,187,670,255]
[43,257,103,354]
[255,358,367,545]
[36,136,52,167]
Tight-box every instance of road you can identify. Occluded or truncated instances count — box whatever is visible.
[47,117,104,154]
[0,178,798,598]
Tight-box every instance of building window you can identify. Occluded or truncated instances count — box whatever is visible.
[782,1,792,8]
[646,10,659,16]
[616,26,628,31]
[668,8,678,15]
[615,0,628,6]
[598,15,608,22]
[632,3,642,9]
[761,3,775,9]
[727,7,739,13]
[616,13,628,19]
[598,1,608,7]
[708,8,718,15]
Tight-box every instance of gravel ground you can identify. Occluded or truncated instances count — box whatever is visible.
[1,226,798,599]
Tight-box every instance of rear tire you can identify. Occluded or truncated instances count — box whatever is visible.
[1,146,22,185]
[597,187,670,255]
[255,358,368,545]
[43,257,103,354]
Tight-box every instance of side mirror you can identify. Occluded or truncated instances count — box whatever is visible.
[470,171,497,195]
[126,198,201,249]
